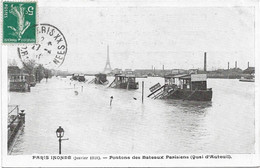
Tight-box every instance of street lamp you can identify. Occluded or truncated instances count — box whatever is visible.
[19,110,26,124]
[56,126,64,154]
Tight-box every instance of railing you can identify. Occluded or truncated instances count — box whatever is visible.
[8,105,19,126]
[8,105,25,151]
[147,84,166,98]
[8,119,23,150]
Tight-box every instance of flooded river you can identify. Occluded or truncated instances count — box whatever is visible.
[9,77,255,154]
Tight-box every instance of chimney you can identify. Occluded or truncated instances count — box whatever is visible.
[228,62,229,70]
[204,52,207,72]
[235,61,237,69]
[248,62,249,68]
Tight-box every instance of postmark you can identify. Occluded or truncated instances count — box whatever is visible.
[18,23,67,68]
[3,1,36,43]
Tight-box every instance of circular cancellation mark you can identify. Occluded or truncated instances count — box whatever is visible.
[18,23,68,69]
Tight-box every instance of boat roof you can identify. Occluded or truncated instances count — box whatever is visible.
[9,73,29,76]
[115,74,136,78]
[164,74,189,78]
[179,75,191,79]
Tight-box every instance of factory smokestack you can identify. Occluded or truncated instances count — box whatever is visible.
[204,52,207,72]
[248,62,249,68]
[235,61,237,69]
[228,62,230,70]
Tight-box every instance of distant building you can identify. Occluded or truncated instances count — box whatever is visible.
[112,68,123,74]
[243,67,255,75]
[188,69,199,74]
[124,69,133,75]
[171,69,186,74]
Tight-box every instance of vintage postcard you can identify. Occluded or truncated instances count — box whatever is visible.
[1,0,260,167]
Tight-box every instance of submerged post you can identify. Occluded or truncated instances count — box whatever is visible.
[142,81,144,104]
[81,86,83,92]
[110,96,113,106]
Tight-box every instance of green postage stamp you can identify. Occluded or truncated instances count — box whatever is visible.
[2,1,36,43]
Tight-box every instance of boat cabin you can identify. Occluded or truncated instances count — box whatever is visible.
[111,74,139,89]
[164,74,207,91]
[148,73,212,101]
[71,73,85,82]
[9,74,30,92]
[71,73,79,80]
[95,73,108,84]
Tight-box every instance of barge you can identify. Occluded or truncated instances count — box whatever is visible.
[239,76,255,82]
[71,73,86,82]
[9,73,30,92]
[94,73,109,85]
[239,67,255,82]
[148,73,212,101]
[109,74,139,89]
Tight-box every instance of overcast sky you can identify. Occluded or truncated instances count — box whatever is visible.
[8,5,255,73]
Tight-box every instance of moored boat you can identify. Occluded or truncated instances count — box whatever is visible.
[9,73,30,92]
[94,73,109,85]
[109,74,139,89]
[148,73,212,101]
[239,67,255,82]
[239,76,255,82]
[71,73,86,82]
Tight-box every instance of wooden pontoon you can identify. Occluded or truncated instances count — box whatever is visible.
[148,74,212,101]
[94,73,109,85]
[9,74,30,92]
[71,73,86,82]
[109,74,139,89]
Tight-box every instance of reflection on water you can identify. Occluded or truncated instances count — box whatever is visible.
[9,77,254,154]
[165,99,212,112]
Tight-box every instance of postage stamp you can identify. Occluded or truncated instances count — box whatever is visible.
[2,1,36,43]
[18,23,67,68]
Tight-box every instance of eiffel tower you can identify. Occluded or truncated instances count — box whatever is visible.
[103,45,112,73]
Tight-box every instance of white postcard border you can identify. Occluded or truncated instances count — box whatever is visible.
[1,0,260,167]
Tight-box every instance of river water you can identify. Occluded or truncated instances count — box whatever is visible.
[9,77,255,154]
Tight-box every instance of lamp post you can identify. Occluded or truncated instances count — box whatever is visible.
[19,110,25,124]
[56,126,69,154]
[56,126,64,154]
